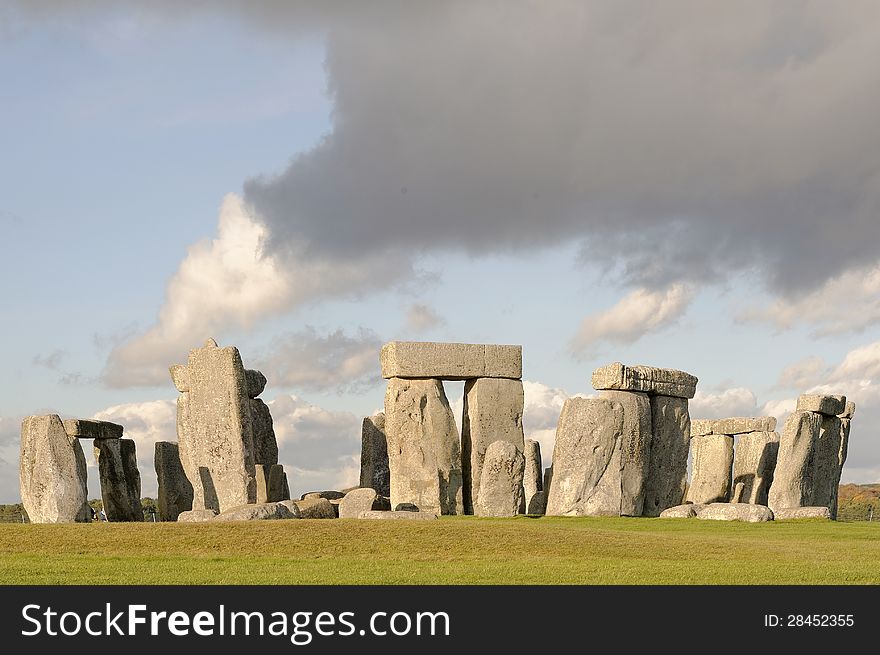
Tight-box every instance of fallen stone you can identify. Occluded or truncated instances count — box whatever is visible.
[461,378,524,514]
[768,411,821,512]
[360,413,390,497]
[250,398,278,466]
[384,377,463,514]
[696,503,774,522]
[62,418,124,440]
[730,431,779,505]
[599,390,653,516]
[301,490,345,500]
[523,439,543,512]
[774,506,832,520]
[839,401,856,419]
[339,488,379,519]
[690,419,714,437]
[591,362,698,399]
[659,504,705,518]
[796,394,846,417]
[177,509,218,522]
[475,440,525,517]
[395,502,420,512]
[380,341,522,379]
[19,415,90,524]
[358,510,438,520]
[711,416,777,435]
[94,438,143,522]
[256,464,288,503]
[171,339,257,513]
[643,395,691,517]
[212,502,295,521]
[527,490,547,515]
[687,434,733,504]
[281,498,336,519]
[154,442,193,522]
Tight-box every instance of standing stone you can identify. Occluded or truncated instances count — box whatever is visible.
[250,399,278,466]
[339,488,379,519]
[543,466,553,494]
[94,438,143,522]
[527,490,547,515]
[154,441,193,521]
[833,416,852,520]
[255,464,288,503]
[768,411,821,511]
[360,413,390,497]
[523,439,543,512]
[731,431,779,505]
[546,397,626,516]
[476,440,525,517]
[19,415,90,524]
[598,390,653,516]
[687,434,734,504]
[643,395,691,517]
[384,378,463,514]
[461,378,525,514]
[811,414,842,511]
[171,339,257,513]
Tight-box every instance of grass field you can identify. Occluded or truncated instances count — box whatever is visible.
[0,516,878,585]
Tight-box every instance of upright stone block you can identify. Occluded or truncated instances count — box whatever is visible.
[598,390,653,516]
[154,441,193,521]
[255,464,288,503]
[768,411,821,511]
[523,439,543,513]
[19,415,90,524]
[380,341,522,379]
[461,378,525,514]
[592,362,697,399]
[360,413,390,497]
[687,434,733,504]
[730,431,779,505]
[476,440,525,517]
[171,339,257,513]
[384,378,463,514]
[94,438,143,522]
[832,417,852,520]
[643,395,691,516]
[250,398,278,466]
[811,414,842,511]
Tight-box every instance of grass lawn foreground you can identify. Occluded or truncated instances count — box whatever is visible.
[0,516,878,585]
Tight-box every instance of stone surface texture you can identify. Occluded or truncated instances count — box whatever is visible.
[360,413,390,497]
[687,434,733,504]
[796,394,846,417]
[358,510,438,520]
[250,398,278,466]
[643,395,691,517]
[177,509,218,522]
[523,439,543,513]
[591,362,697,399]
[339,488,380,519]
[768,411,821,512]
[62,418,124,440]
[598,390,653,516]
[774,506,832,520]
[475,440,525,517]
[527,490,547,515]
[659,504,704,518]
[212,502,294,521]
[154,441,193,522]
[711,416,777,435]
[730,431,779,505]
[281,498,336,519]
[94,438,143,522]
[255,464,288,503]
[695,503,774,522]
[380,341,522,379]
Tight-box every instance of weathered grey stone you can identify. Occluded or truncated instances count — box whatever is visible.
[245,369,267,398]
[250,398,278,466]
[690,419,714,437]
[339,488,379,519]
[212,502,295,521]
[255,464,288,503]
[730,431,779,505]
[172,340,257,513]
[395,502,420,512]
[659,504,704,518]
[94,438,143,522]
[839,401,856,419]
[281,497,336,519]
[462,378,524,514]
[19,415,90,524]
[62,418,124,440]
[833,417,852,520]
[687,434,733,504]
[546,398,630,517]
[177,509,218,522]
[811,414,842,512]
[360,413,389,497]
[711,416,777,435]
[643,395,691,517]
[527,490,547,515]
[598,390,653,516]
[358,510,438,520]
[170,364,190,392]
[774,506,832,520]
[384,378,463,514]
[301,490,345,500]
[380,341,522,379]
[696,503,774,522]
[154,442,193,521]
[475,440,525,517]
[768,411,821,511]
[543,466,553,493]
[591,362,698,399]
[796,394,846,417]
[523,439,543,512]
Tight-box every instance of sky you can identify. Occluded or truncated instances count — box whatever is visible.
[2,1,880,504]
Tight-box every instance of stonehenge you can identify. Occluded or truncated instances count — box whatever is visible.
[154,441,193,521]
[360,413,390,497]
[523,439,544,514]
[94,438,143,522]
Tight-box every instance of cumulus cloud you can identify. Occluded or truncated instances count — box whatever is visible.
[405,303,445,333]
[571,284,694,355]
[690,387,759,420]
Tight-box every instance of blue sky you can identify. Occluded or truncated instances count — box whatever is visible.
[3,2,880,503]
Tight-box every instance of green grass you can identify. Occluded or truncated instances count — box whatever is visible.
[0,516,878,585]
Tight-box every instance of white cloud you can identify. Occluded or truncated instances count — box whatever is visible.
[571,283,694,355]
[405,303,445,333]
[690,387,759,420]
